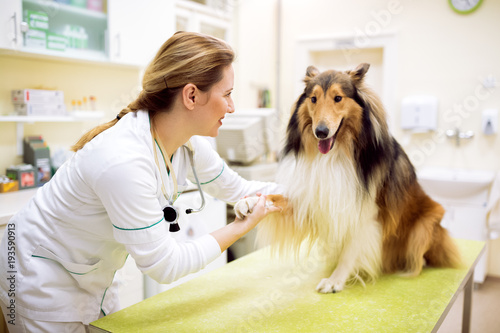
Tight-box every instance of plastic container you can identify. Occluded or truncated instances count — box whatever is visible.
[70,0,87,8]
[87,0,103,12]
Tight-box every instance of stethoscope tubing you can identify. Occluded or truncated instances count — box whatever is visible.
[184,145,206,215]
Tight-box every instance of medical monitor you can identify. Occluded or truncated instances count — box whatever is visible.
[216,108,280,165]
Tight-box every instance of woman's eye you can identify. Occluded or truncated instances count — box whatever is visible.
[311,96,317,103]
[334,96,342,103]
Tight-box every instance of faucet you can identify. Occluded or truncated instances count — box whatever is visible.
[445,128,474,147]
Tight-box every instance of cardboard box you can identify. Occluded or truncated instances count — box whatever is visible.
[25,28,46,49]
[12,89,64,105]
[0,180,19,193]
[25,10,49,30]
[14,103,67,116]
[6,166,36,190]
[47,33,68,51]
[24,137,52,186]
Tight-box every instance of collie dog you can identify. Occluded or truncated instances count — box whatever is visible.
[235,63,462,293]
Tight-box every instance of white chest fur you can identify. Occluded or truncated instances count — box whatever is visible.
[277,151,379,254]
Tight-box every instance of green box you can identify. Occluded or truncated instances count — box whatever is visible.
[26,10,49,30]
[47,33,67,51]
[25,28,46,49]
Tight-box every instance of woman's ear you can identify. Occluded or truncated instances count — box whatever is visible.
[182,83,197,110]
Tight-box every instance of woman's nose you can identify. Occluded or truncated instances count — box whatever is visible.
[227,99,235,113]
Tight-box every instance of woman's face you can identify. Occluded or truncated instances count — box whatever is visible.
[195,65,235,137]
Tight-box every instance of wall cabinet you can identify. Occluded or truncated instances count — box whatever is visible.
[175,0,232,42]
[0,0,233,67]
[0,0,175,67]
[107,0,175,66]
[0,1,22,50]
[440,202,490,284]
[1,0,109,63]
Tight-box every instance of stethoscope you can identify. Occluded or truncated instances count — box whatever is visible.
[152,129,206,232]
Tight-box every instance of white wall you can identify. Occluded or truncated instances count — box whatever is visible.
[233,0,500,276]
[232,0,278,110]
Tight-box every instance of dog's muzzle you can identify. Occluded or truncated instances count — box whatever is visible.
[316,119,343,154]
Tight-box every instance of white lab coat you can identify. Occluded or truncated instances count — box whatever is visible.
[0,110,281,324]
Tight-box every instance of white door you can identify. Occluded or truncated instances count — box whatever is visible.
[0,0,23,50]
[107,0,175,67]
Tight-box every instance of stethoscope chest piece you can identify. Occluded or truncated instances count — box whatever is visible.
[163,205,181,232]
[152,125,206,233]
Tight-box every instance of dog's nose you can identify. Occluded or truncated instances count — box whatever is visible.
[315,125,330,139]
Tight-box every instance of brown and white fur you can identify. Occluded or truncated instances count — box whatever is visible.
[235,63,462,293]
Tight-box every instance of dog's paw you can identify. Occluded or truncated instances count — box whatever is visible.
[234,196,260,219]
[315,278,344,294]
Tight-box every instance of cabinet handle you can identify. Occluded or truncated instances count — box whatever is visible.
[115,33,121,58]
[11,12,18,45]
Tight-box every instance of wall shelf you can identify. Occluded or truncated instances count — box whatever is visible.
[0,111,105,123]
[0,111,105,155]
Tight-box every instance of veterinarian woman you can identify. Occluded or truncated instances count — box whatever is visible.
[0,31,282,332]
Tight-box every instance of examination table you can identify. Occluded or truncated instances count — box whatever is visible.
[89,239,484,333]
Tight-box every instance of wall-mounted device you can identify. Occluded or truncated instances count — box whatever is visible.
[482,109,498,135]
[401,95,438,132]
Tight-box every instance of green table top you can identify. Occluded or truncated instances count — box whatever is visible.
[90,239,484,333]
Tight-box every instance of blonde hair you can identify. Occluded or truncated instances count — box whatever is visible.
[71,31,235,151]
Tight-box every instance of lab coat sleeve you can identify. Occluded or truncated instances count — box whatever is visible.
[92,153,169,244]
[188,136,284,204]
[91,149,221,281]
[125,234,221,284]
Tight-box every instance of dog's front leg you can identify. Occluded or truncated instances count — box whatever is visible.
[316,240,360,293]
[316,217,382,293]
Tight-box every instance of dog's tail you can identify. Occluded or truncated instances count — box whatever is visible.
[401,200,463,276]
[425,224,464,269]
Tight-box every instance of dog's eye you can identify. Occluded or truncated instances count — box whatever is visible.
[311,96,317,104]
[334,96,342,103]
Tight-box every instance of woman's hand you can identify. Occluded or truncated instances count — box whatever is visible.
[235,194,281,227]
[210,193,282,253]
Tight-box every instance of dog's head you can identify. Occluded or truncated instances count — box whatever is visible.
[300,63,369,154]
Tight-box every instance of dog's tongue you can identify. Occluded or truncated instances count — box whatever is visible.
[318,138,334,154]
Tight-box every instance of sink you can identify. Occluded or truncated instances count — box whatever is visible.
[418,167,495,203]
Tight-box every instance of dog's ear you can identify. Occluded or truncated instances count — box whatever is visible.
[304,66,320,84]
[348,63,370,84]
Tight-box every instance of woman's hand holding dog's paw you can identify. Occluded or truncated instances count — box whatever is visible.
[211,194,281,254]
[234,194,282,221]
[234,196,260,219]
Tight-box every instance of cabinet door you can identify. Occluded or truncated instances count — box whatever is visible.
[0,1,22,50]
[443,205,488,241]
[107,0,175,67]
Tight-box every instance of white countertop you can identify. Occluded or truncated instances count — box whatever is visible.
[0,188,38,225]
